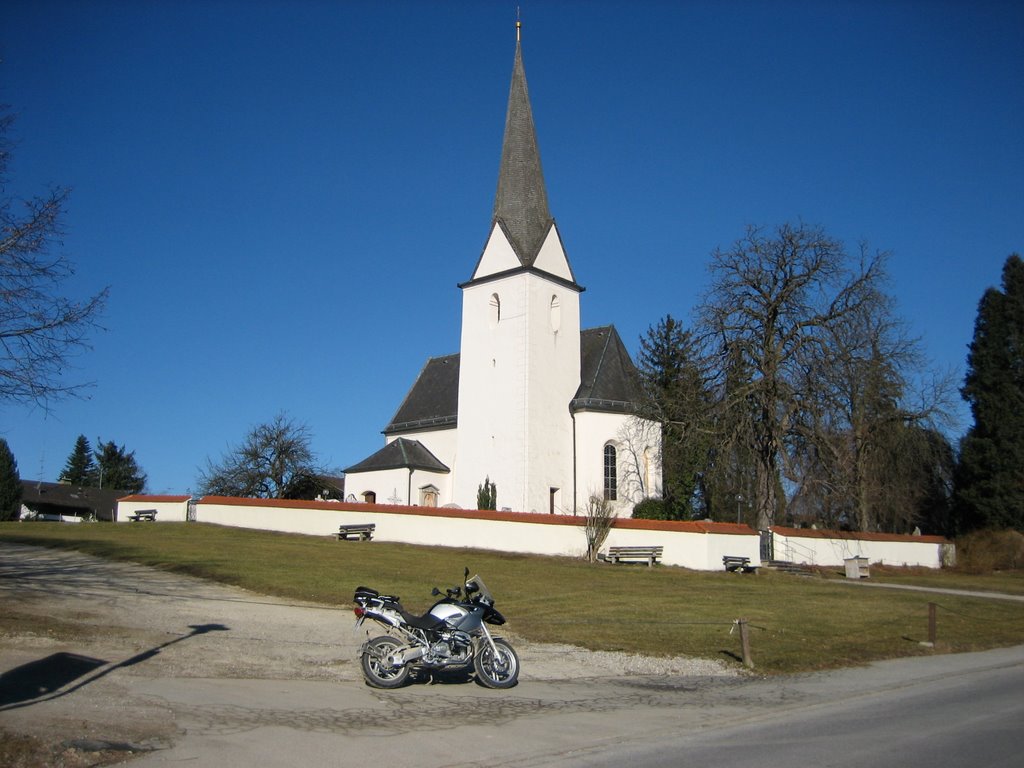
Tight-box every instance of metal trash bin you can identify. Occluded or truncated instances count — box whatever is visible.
[844,557,870,579]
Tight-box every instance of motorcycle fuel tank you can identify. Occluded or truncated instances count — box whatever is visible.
[429,602,484,631]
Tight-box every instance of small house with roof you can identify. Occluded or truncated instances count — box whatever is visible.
[344,27,661,515]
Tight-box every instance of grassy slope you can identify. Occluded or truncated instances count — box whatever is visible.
[2,522,1022,674]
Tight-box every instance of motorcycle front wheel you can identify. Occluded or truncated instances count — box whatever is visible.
[361,635,411,689]
[474,637,519,689]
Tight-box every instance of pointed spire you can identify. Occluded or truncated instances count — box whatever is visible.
[493,25,552,267]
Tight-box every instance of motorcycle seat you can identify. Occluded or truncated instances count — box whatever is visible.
[399,608,446,631]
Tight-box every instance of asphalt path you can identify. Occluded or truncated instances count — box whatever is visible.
[555,649,1024,767]
[1,542,1022,767]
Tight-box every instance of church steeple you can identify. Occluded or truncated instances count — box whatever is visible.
[492,26,553,267]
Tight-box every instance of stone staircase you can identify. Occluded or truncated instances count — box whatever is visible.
[764,559,814,576]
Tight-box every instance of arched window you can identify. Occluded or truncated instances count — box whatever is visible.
[549,294,561,332]
[603,444,617,501]
[488,293,501,329]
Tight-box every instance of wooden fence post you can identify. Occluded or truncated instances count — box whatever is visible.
[738,618,754,668]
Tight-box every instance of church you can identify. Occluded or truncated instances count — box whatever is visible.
[343,27,661,516]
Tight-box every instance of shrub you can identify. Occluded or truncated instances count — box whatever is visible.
[632,497,669,520]
[955,529,1024,572]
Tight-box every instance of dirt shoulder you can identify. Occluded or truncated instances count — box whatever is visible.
[0,543,735,767]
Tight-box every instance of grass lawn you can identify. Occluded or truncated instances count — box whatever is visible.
[3,522,1023,674]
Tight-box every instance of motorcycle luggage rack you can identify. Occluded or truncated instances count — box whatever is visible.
[354,586,400,604]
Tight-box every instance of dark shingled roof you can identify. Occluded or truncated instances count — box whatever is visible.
[380,326,640,441]
[492,37,553,268]
[571,326,642,414]
[384,354,459,434]
[19,480,130,522]
[343,438,450,474]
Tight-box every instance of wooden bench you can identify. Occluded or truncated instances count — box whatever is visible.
[128,510,157,522]
[723,555,758,573]
[606,545,663,566]
[337,523,375,541]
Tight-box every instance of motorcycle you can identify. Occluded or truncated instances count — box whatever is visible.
[352,569,520,689]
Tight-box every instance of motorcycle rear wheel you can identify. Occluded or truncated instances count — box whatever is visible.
[474,638,519,689]
[361,635,411,689]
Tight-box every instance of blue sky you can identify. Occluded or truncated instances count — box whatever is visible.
[2,1,1022,494]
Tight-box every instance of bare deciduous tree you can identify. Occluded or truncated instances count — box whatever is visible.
[786,257,957,533]
[699,222,885,530]
[583,492,615,562]
[197,413,322,499]
[616,416,660,504]
[1,111,108,407]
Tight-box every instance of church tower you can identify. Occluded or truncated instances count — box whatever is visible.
[453,26,584,514]
[344,23,657,516]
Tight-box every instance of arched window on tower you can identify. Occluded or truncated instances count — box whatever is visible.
[603,444,618,501]
[549,294,561,332]
[489,293,501,329]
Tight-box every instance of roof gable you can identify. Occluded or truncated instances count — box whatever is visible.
[531,221,576,284]
[343,438,450,474]
[572,326,642,413]
[472,221,526,281]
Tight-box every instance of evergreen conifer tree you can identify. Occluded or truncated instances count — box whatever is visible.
[59,435,97,487]
[476,476,497,510]
[0,438,21,521]
[954,254,1024,532]
[635,315,708,519]
[94,439,147,493]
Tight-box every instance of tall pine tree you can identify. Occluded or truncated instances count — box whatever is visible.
[59,435,97,486]
[94,439,147,493]
[635,315,709,519]
[954,254,1024,532]
[0,438,21,521]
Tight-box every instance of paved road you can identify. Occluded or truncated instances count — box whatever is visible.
[556,649,1024,767]
[841,578,1024,603]
[2,542,1022,767]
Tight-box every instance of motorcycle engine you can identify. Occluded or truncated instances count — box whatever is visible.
[423,630,472,665]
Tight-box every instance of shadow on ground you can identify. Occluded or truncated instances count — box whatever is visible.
[0,623,230,710]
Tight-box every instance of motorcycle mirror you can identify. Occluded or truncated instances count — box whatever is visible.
[464,566,470,583]
[431,587,441,596]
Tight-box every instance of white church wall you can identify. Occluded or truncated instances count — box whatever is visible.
[191,497,947,570]
[771,527,948,568]
[343,466,451,507]
[455,276,528,511]
[573,410,659,516]
[523,274,581,514]
[115,495,191,523]
[193,496,778,569]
